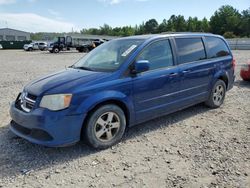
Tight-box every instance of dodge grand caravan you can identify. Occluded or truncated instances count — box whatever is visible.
[10,33,235,149]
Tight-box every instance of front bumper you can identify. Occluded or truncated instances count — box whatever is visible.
[9,102,86,147]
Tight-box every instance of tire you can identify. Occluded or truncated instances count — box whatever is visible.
[83,48,89,53]
[84,104,126,149]
[78,48,84,53]
[205,80,226,108]
[28,47,33,51]
[53,47,59,53]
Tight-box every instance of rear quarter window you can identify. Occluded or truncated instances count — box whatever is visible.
[175,38,206,64]
[205,37,230,58]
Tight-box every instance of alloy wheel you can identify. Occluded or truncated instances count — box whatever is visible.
[94,112,121,142]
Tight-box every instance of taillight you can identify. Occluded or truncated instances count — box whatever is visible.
[232,58,236,71]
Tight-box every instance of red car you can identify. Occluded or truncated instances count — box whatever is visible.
[240,61,250,81]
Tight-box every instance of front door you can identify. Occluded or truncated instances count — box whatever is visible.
[132,39,181,123]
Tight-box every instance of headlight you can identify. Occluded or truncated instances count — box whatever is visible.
[40,94,72,111]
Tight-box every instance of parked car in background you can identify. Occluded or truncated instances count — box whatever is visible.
[240,61,250,81]
[38,42,48,51]
[23,42,47,51]
[0,44,3,49]
[10,33,235,149]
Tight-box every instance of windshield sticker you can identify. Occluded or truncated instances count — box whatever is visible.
[121,45,137,57]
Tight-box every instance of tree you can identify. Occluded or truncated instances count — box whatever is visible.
[201,17,210,32]
[99,24,113,35]
[144,19,158,34]
[166,15,176,31]
[135,22,145,35]
[210,5,241,35]
[187,17,196,32]
[175,15,187,31]
[240,8,250,37]
[158,19,168,33]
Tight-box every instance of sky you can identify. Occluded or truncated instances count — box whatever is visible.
[0,0,249,33]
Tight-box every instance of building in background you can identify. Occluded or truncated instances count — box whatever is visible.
[0,28,30,41]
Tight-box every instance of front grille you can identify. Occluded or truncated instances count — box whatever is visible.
[15,92,37,113]
[27,93,37,101]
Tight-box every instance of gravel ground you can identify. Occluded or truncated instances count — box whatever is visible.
[0,50,249,188]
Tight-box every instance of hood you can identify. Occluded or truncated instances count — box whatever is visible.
[25,68,110,96]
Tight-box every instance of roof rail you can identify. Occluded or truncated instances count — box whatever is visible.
[160,31,213,35]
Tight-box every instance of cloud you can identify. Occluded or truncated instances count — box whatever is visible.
[48,9,60,16]
[98,0,149,5]
[27,0,38,2]
[0,13,79,32]
[99,0,123,5]
[0,0,16,5]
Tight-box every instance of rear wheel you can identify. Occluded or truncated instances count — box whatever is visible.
[78,48,84,53]
[205,80,226,108]
[53,47,59,53]
[28,47,33,51]
[84,104,126,149]
[83,48,89,53]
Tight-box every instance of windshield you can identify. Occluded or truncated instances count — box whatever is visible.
[73,38,144,72]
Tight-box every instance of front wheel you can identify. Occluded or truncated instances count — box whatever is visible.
[84,104,126,149]
[205,80,226,108]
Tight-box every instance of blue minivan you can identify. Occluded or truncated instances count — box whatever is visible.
[10,33,235,149]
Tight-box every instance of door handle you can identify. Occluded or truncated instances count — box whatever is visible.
[182,70,191,74]
[169,72,178,76]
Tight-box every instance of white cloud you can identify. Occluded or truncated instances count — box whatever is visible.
[0,13,79,32]
[48,9,60,16]
[98,0,123,5]
[0,0,16,5]
[98,0,149,5]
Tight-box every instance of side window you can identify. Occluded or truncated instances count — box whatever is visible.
[175,38,206,64]
[205,37,230,58]
[137,40,174,71]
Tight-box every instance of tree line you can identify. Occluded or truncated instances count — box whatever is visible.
[81,5,250,38]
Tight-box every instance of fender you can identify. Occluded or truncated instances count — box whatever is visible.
[212,69,229,89]
[76,90,135,126]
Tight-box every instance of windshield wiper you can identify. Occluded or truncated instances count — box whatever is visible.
[72,66,94,71]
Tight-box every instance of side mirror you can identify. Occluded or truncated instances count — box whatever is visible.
[132,60,150,74]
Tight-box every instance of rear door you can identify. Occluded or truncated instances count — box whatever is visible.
[174,37,214,104]
[132,39,182,123]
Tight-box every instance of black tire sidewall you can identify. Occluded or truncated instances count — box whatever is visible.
[85,105,126,149]
[53,48,59,53]
[83,48,89,53]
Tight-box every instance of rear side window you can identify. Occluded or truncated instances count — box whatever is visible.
[137,39,174,71]
[205,37,230,58]
[175,38,206,64]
